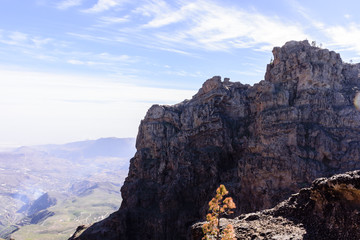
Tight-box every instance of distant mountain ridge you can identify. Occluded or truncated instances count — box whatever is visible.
[0,137,136,240]
[15,137,135,161]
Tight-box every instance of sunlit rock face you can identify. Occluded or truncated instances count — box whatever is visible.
[71,40,360,240]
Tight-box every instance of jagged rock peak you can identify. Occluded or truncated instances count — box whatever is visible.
[70,40,360,240]
[265,40,347,90]
[194,76,237,97]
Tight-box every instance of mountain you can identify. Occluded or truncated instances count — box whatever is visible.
[15,137,135,164]
[0,137,135,240]
[70,40,360,240]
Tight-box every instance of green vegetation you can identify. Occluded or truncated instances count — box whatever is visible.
[11,186,121,240]
[202,184,236,240]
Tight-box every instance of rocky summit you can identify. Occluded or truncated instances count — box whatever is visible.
[70,40,360,240]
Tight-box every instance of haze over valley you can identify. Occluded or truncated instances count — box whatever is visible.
[0,137,135,240]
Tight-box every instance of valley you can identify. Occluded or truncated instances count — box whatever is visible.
[0,137,135,240]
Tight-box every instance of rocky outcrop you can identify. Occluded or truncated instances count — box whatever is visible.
[192,170,360,240]
[17,193,56,216]
[71,40,360,240]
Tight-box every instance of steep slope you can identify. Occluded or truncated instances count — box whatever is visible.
[192,170,360,240]
[71,40,360,240]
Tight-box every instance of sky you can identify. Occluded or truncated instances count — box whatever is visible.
[1,0,360,148]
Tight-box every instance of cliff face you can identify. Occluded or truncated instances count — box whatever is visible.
[192,170,360,240]
[71,40,360,240]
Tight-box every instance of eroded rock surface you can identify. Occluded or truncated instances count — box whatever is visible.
[71,40,360,240]
[192,170,360,240]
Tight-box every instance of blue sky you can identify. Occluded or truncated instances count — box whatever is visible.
[1,0,360,147]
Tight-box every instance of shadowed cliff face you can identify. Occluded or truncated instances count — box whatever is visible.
[70,40,360,240]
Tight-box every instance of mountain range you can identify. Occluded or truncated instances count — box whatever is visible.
[0,137,135,240]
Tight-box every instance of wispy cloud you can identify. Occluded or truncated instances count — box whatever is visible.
[288,0,325,30]
[31,37,53,48]
[344,14,352,19]
[65,51,139,64]
[134,0,191,28]
[0,30,53,49]
[287,0,360,56]
[97,52,138,63]
[74,0,308,53]
[57,0,83,10]
[0,29,139,75]
[67,59,85,65]
[83,0,127,13]
[67,32,117,42]
[324,23,360,53]
[34,54,57,61]
[8,31,28,44]
[132,0,307,52]
[98,16,130,24]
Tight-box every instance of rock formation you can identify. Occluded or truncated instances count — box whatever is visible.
[70,40,360,240]
[192,170,360,240]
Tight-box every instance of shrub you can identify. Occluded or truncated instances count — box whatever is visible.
[202,184,236,240]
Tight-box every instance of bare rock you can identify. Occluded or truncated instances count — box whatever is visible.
[192,170,360,240]
[71,41,360,240]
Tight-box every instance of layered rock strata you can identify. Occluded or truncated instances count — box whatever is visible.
[71,40,360,240]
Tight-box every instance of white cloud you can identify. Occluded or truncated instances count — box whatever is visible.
[134,0,192,28]
[64,51,139,69]
[67,32,116,42]
[98,16,129,24]
[284,0,360,60]
[83,0,126,13]
[31,37,52,48]
[0,31,32,47]
[68,59,85,65]
[0,30,56,51]
[9,32,28,43]
[134,0,308,51]
[66,0,307,54]
[288,0,325,30]
[57,0,83,10]
[67,58,110,66]
[97,53,137,62]
[324,23,360,54]
[34,54,57,61]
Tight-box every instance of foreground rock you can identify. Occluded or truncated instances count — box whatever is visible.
[71,40,360,240]
[192,170,360,240]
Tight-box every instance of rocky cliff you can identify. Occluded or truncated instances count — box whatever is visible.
[70,40,360,240]
[192,170,360,240]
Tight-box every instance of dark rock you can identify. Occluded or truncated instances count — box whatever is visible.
[71,40,360,240]
[17,192,56,216]
[0,225,19,240]
[69,225,89,240]
[17,209,55,226]
[192,170,360,240]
